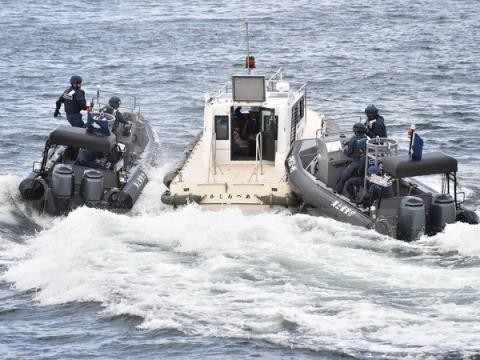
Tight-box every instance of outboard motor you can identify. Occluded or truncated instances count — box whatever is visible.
[80,169,104,206]
[51,164,74,212]
[430,193,456,233]
[398,196,425,241]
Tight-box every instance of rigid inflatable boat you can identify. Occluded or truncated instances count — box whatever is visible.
[286,129,478,241]
[19,92,158,216]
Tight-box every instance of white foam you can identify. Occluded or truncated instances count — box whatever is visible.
[418,219,480,257]
[0,175,25,226]
[2,204,480,356]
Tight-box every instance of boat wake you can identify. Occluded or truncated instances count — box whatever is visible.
[1,168,479,358]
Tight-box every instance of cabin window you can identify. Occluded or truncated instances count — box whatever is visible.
[290,96,305,144]
[215,115,229,140]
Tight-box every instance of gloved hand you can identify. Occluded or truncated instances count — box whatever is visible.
[54,109,60,118]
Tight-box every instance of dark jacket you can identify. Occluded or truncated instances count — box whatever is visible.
[56,87,87,114]
[361,182,393,207]
[344,134,367,161]
[366,115,387,138]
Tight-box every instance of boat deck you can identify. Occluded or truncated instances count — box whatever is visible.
[170,136,292,206]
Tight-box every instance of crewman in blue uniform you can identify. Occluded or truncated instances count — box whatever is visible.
[344,138,367,200]
[99,96,131,136]
[76,112,111,169]
[54,75,88,127]
[359,165,393,208]
[107,96,129,133]
[335,123,367,194]
[364,104,387,138]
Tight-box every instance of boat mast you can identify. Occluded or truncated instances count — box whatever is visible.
[246,20,251,74]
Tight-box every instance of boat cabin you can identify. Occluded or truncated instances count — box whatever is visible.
[164,69,326,207]
[203,70,309,171]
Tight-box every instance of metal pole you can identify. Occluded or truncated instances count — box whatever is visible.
[260,133,263,175]
[304,85,307,127]
[96,85,100,108]
[408,124,415,156]
[246,20,250,74]
[453,172,458,208]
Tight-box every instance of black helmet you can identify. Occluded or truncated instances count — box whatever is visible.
[353,122,366,135]
[70,75,82,85]
[109,96,121,109]
[365,104,379,120]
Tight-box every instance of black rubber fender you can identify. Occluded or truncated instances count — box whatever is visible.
[456,208,479,225]
[19,172,45,200]
[163,170,178,188]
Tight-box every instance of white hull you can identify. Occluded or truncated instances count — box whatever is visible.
[167,108,328,208]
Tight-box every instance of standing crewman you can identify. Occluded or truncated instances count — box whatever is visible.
[335,123,368,195]
[364,104,387,138]
[54,75,88,127]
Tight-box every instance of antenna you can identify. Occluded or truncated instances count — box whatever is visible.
[245,19,255,73]
[96,85,100,109]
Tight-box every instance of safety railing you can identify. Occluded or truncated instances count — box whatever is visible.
[94,88,140,113]
[249,132,263,182]
[207,68,307,104]
[363,137,399,193]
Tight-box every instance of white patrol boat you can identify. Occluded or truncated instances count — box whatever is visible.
[161,67,330,209]
[162,22,331,209]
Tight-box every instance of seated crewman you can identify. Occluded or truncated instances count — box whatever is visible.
[335,123,367,194]
[234,106,245,130]
[232,126,249,155]
[359,165,393,208]
[344,138,368,200]
[75,149,106,169]
[76,112,111,169]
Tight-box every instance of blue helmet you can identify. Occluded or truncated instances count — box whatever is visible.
[365,104,379,120]
[357,138,367,149]
[353,122,366,135]
[367,165,381,175]
[109,96,121,109]
[70,75,82,84]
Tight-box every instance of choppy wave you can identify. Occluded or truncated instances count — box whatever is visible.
[1,196,479,358]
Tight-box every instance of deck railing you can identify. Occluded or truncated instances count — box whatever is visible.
[94,88,140,113]
[249,132,263,182]
[206,68,307,105]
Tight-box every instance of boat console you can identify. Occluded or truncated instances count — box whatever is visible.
[314,134,350,189]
